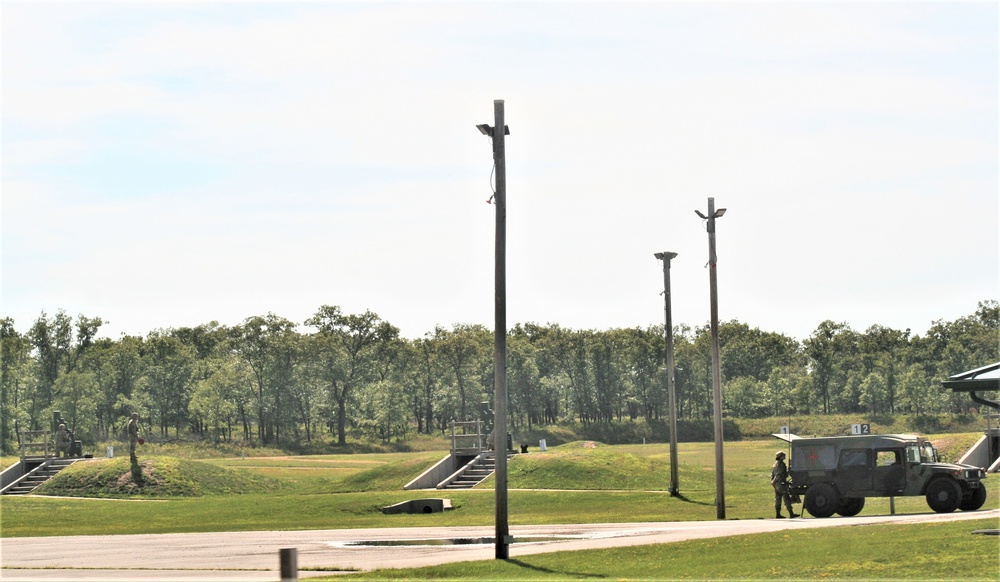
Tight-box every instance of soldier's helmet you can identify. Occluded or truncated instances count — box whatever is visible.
[775,451,786,460]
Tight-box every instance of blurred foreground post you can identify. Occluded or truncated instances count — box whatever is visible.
[280,548,297,581]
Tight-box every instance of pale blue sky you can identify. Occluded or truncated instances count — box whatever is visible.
[2,1,997,341]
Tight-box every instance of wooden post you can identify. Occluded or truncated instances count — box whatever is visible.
[656,252,680,496]
[491,99,510,560]
[703,197,726,519]
[279,548,297,582]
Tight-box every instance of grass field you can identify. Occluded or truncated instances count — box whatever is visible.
[2,435,994,535]
[2,435,997,579]
[331,518,1000,581]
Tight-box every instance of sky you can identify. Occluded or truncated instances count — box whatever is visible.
[2,1,997,342]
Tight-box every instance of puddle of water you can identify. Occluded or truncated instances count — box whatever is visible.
[339,536,576,547]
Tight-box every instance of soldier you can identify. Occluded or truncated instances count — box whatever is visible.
[127,413,142,462]
[55,423,70,458]
[771,451,799,518]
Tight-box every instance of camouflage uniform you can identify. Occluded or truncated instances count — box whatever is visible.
[771,451,798,518]
[127,413,140,462]
[55,424,70,458]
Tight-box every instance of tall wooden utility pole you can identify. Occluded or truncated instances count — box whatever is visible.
[696,197,727,520]
[479,99,510,559]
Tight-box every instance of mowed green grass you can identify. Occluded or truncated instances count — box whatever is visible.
[332,518,1000,581]
[2,436,996,538]
[3,437,998,580]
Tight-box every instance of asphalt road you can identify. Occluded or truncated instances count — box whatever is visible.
[2,509,997,581]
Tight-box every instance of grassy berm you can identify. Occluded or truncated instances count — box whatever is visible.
[5,438,998,580]
[35,456,281,497]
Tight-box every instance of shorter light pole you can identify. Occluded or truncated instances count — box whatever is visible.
[654,251,680,497]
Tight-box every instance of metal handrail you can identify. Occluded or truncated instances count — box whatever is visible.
[449,419,485,453]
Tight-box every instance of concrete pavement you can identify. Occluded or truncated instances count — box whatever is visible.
[2,509,997,581]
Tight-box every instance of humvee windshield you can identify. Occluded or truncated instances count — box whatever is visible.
[922,442,937,462]
[905,442,937,464]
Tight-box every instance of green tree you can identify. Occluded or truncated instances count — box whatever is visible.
[188,356,249,442]
[804,321,860,414]
[859,325,910,414]
[507,331,540,430]
[143,332,196,437]
[355,379,409,444]
[1,319,35,453]
[551,327,597,424]
[858,370,889,415]
[433,324,490,422]
[515,323,572,425]
[624,326,664,421]
[52,370,99,440]
[231,314,299,445]
[81,336,144,440]
[723,375,767,418]
[686,325,717,419]
[395,337,441,434]
[896,363,946,415]
[719,321,800,383]
[305,306,399,446]
[26,311,103,429]
[766,364,810,417]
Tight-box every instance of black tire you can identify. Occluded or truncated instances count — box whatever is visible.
[925,478,962,513]
[959,483,987,511]
[804,483,839,518]
[836,497,865,517]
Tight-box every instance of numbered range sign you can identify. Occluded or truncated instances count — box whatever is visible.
[852,423,871,435]
[779,425,790,435]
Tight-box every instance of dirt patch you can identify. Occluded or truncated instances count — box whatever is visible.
[113,460,161,492]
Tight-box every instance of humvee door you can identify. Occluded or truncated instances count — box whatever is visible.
[835,448,872,492]
[872,448,905,493]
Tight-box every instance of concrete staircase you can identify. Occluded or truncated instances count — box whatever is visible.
[438,452,517,490]
[1,458,79,495]
[441,455,496,489]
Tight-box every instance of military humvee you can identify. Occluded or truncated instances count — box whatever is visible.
[773,433,988,518]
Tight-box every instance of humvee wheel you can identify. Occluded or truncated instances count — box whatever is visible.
[925,478,962,513]
[836,497,865,517]
[959,483,987,511]
[804,483,839,518]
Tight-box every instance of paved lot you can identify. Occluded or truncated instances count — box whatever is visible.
[2,509,997,581]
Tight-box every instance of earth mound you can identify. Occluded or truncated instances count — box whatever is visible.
[35,456,280,497]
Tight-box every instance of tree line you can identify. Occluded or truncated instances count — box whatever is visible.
[1,301,996,453]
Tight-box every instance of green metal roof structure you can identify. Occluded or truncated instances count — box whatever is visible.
[942,362,1000,410]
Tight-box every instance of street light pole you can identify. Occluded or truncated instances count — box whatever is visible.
[654,251,680,497]
[696,197,726,519]
[478,99,510,559]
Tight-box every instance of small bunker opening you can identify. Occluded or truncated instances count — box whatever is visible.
[381,498,454,515]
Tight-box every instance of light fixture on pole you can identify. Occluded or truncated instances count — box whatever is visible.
[654,251,680,497]
[695,197,727,520]
[477,100,511,560]
[477,123,510,136]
